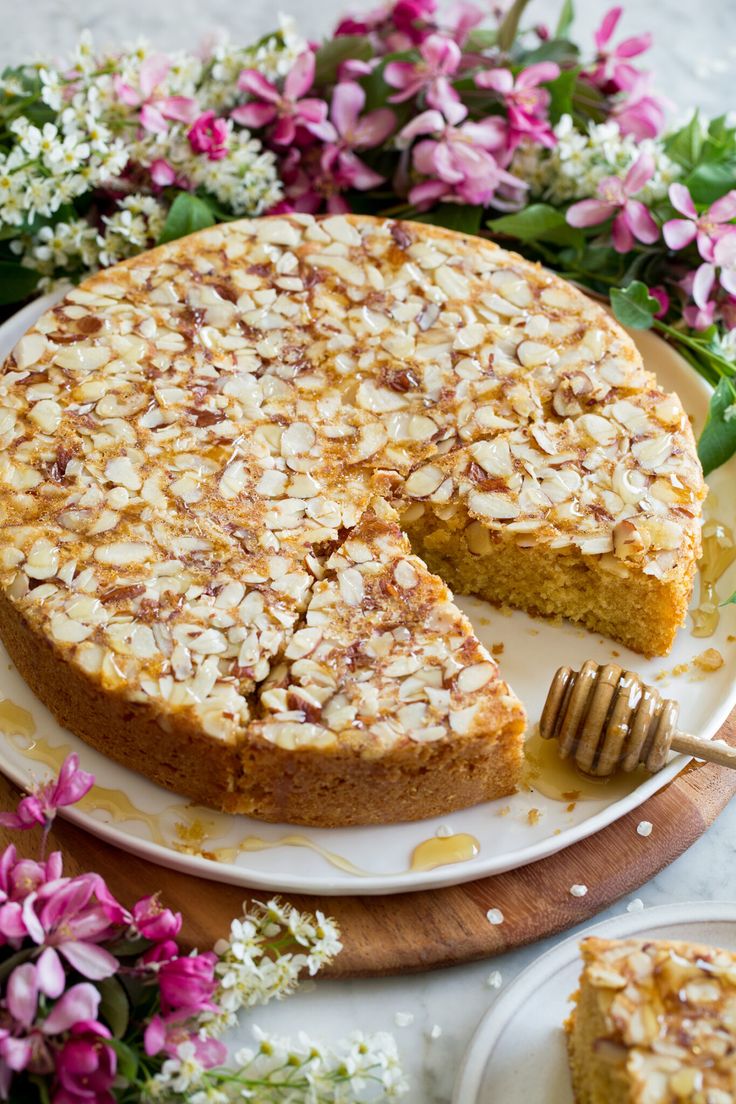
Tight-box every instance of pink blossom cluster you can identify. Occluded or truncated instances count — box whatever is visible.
[566,154,736,330]
[584,6,665,140]
[226,0,667,216]
[113,52,234,190]
[0,756,223,1102]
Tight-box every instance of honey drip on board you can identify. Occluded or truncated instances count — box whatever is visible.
[523,727,649,804]
[691,521,736,638]
[409,833,480,872]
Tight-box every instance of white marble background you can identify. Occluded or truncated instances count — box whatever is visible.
[5,1,736,1100]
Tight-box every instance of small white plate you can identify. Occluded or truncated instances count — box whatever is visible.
[454,901,736,1103]
[0,296,734,896]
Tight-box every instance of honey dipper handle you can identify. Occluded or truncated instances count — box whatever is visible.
[671,731,736,769]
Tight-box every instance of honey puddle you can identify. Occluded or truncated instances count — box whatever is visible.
[523,727,649,805]
[410,833,480,872]
[0,699,36,740]
[692,520,736,638]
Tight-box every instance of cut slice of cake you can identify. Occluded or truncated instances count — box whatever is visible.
[567,935,736,1104]
[242,503,526,825]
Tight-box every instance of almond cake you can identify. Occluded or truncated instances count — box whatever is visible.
[567,936,736,1103]
[0,214,704,824]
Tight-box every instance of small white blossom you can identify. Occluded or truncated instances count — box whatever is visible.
[513,114,680,205]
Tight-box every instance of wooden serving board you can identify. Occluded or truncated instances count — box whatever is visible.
[1,709,734,978]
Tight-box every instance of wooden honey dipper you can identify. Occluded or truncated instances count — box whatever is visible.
[540,660,736,776]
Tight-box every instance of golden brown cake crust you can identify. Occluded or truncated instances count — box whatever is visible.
[0,213,705,824]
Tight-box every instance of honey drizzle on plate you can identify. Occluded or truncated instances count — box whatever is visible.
[692,521,736,638]
[409,833,480,872]
[523,727,648,805]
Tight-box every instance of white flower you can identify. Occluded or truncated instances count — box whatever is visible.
[513,114,680,205]
[39,68,64,110]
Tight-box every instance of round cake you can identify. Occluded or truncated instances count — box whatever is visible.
[0,215,705,825]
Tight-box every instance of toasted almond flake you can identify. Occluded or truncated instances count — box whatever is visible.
[469,491,520,521]
[94,542,152,566]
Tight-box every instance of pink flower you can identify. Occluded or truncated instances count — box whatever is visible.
[566,153,659,252]
[232,51,334,145]
[0,964,101,1083]
[157,952,219,1018]
[144,1017,227,1065]
[0,755,94,833]
[391,0,438,44]
[683,298,717,330]
[114,54,197,134]
[188,111,229,160]
[141,938,180,966]
[399,109,524,209]
[444,1,484,46]
[54,1021,117,1104]
[588,6,652,92]
[385,34,464,124]
[132,894,181,942]
[316,82,396,210]
[649,285,670,318]
[476,62,560,151]
[663,184,736,260]
[685,231,736,314]
[335,0,437,49]
[611,78,667,139]
[21,873,126,979]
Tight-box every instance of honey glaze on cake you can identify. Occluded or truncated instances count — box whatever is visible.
[0,214,704,825]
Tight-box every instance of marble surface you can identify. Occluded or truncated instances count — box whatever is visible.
[6,1,736,1100]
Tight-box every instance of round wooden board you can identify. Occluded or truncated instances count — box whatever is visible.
[1,709,734,978]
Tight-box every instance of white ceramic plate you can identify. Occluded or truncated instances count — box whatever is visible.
[0,294,734,896]
[453,901,736,1103]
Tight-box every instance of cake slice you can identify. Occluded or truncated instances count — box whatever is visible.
[567,935,736,1103]
[238,502,526,825]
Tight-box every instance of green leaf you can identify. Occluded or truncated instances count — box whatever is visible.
[546,66,579,124]
[497,0,532,52]
[108,1039,140,1083]
[488,203,582,246]
[516,38,579,66]
[158,193,215,245]
[464,28,498,50]
[98,975,130,1038]
[698,375,736,476]
[313,35,373,86]
[610,280,659,330]
[685,160,736,205]
[0,261,40,306]
[413,204,483,235]
[664,112,704,170]
[721,590,736,607]
[555,0,575,37]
